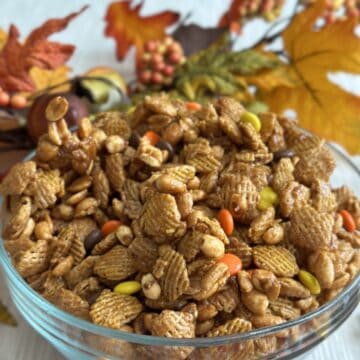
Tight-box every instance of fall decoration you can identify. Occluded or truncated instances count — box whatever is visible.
[27,92,89,141]
[0,5,87,94]
[255,0,360,153]
[137,37,185,87]
[105,1,179,62]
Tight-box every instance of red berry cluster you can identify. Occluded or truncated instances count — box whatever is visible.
[137,37,185,87]
[324,0,359,23]
[0,87,27,109]
[236,0,285,20]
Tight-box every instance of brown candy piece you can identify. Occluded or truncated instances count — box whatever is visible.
[84,229,103,254]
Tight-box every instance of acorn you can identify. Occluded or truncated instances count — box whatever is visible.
[27,92,89,141]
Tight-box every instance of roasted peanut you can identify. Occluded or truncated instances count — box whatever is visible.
[200,235,225,259]
[251,269,280,300]
[74,197,98,218]
[176,192,193,219]
[197,303,218,322]
[78,117,93,139]
[237,271,253,293]
[308,251,335,289]
[263,223,284,245]
[115,225,134,246]
[155,174,186,194]
[241,289,269,315]
[141,273,161,300]
[196,319,214,336]
[45,96,68,122]
[34,221,53,240]
[105,135,126,153]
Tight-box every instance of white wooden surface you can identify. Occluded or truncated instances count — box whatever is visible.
[0,1,360,359]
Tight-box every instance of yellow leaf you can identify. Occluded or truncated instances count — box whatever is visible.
[245,66,299,92]
[261,0,360,154]
[29,66,71,92]
[0,27,7,50]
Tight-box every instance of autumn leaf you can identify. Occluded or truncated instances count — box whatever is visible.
[29,65,71,93]
[0,28,7,50]
[0,6,88,93]
[105,1,178,61]
[259,0,360,153]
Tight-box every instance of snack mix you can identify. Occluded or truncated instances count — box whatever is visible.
[1,95,359,358]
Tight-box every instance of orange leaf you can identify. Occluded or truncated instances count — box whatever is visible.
[29,65,71,92]
[105,1,178,61]
[219,0,244,27]
[0,28,7,50]
[260,0,360,154]
[0,6,87,93]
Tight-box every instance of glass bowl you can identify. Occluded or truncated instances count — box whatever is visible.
[0,144,359,360]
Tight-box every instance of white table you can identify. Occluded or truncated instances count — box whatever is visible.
[0,1,359,359]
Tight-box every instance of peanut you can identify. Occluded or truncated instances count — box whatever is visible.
[176,192,193,219]
[163,122,183,145]
[65,189,88,205]
[200,235,225,259]
[53,255,74,277]
[45,96,68,121]
[237,271,253,293]
[34,221,53,240]
[308,251,335,289]
[251,269,280,300]
[196,319,214,336]
[115,225,134,246]
[155,175,186,194]
[78,117,93,139]
[197,304,218,322]
[241,289,269,315]
[36,138,59,162]
[263,223,284,245]
[74,197,98,218]
[51,204,74,221]
[141,273,161,300]
[105,135,126,154]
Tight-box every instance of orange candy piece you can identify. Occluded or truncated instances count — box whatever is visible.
[185,102,202,111]
[339,210,356,232]
[218,253,242,276]
[217,208,234,235]
[101,220,122,236]
[144,131,160,146]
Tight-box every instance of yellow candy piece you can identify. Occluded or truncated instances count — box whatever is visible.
[126,106,135,115]
[114,281,141,295]
[258,186,278,210]
[298,270,321,295]
[241,111,261,132]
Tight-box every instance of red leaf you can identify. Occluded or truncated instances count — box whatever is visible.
[219,0,244,27]
[105,1,179,61]
[0,5,88,93]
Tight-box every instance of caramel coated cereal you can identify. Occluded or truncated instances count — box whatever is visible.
[1,94,359,350]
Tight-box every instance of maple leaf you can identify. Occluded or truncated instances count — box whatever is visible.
[219,0,244,27]
[0,6,88,93]
[29,65,71,93]
[0,27,7,50]
[259,0,360,154]
[105,1,178,61]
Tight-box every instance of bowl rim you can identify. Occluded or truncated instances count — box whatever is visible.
[0,143,359,347]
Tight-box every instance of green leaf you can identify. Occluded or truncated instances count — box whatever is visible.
[175,49,279,100]
[224,50,279,75]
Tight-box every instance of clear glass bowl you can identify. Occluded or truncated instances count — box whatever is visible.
[0,144,359,360]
